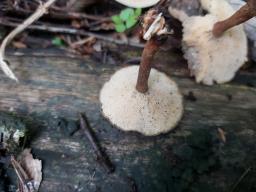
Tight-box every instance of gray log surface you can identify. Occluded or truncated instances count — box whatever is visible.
[0,49,255,192]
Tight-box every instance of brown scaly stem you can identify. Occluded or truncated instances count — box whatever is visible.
[213,0,256,37]
[136,37,160,93]
[135,9,168,93]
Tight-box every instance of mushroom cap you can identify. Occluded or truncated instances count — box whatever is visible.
[183,15,247,85]
[100,66,183,136]
[200,0,236,19]
[114,0,160,8]
[169,0,248,85]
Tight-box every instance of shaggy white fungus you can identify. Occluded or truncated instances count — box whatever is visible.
[169,0,248,85]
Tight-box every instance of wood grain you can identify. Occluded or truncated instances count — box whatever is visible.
[0,50,256,192]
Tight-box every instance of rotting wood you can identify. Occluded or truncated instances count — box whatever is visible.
[0,50,255,191]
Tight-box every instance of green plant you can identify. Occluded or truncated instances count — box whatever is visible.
[51,37,65,47]
[111,8,142,33]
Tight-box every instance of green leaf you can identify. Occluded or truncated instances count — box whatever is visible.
[52,37,64,47]
[120,8,134,21]
[126,16,137,28]
[111,15,122,24]
[115,24,126,32]
[134,8,142,17]
[112,8,141,33]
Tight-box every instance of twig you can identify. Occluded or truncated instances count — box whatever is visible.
[6,49,83,59]
[79,113,115,173]
[0,17,145,48]
[126,177,138,192]
[71,36,95,47]
[230,167,252,192]
[0,0,57,81]
[9,4,110,21]
[49,9,110,22]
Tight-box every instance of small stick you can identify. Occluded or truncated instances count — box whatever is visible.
[8,4,110,21]
[79,113,115,173]
[230,167,252,192]
[0,0,57,81]
[213,0,256,37]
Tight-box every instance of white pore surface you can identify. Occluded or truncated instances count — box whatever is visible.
[169,0,248,85]
[182,14,247,85]
[100,66,183,136]
[115,0,160,8]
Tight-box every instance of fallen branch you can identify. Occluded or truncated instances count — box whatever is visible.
[0,0,57,81]
[230,167,252,192]
[0,17,145,48]
[8,4,110,22]
[7,49,83,59]
[79,113,115,173]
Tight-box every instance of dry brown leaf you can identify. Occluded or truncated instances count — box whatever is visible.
[18,149,42,192]
[12,41,27,49]
[98,22,115,31]
[71,20,82,29]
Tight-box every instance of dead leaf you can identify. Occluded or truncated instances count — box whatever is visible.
[71,20,82,29]
[12,41,27,49]
[99,22,115,31]
[93,41,102,52]
[18,149,42,192]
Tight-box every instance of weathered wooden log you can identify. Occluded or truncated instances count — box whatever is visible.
[0,49,255,192]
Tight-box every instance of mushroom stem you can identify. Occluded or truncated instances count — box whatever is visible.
[135,9,168,93]
[213,1,256,37]
[136,37,160,93]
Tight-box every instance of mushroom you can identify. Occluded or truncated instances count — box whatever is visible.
[227,0,256,62]
[100,9,183,136]
[114,0,160,8]
[169,0,248,85]
[212,0,256,37]
[227,0,256,41]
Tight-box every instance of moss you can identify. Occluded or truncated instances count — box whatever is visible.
[0,112,27,154]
